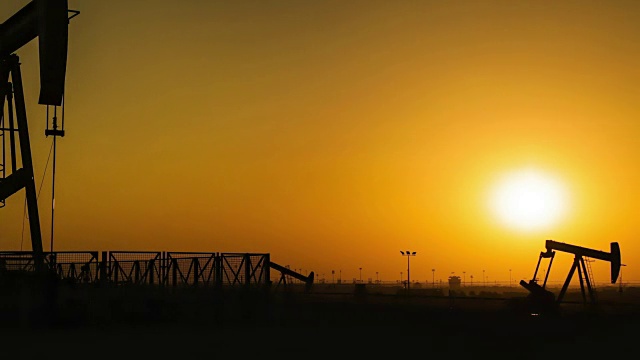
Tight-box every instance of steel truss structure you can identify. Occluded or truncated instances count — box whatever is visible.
[0,251,273,288]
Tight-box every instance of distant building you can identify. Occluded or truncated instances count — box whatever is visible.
[448,275,461,289]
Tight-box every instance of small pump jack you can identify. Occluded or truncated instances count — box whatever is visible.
[269,261,315,293]
[520,240,622,313]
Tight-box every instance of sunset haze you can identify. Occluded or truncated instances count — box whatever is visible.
[1,0,638,287]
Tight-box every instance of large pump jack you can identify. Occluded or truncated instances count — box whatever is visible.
[0,0,75,272]
[520,240,622,311]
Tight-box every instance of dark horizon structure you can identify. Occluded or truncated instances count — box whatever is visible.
[0,250,316,290]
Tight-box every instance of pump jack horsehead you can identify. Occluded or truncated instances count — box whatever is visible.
[520,240,623,311]
[0,0,79,272]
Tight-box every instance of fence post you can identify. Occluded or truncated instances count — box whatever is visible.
[193,257,199,287]
[100,251,107,284]
[114,258,119,285]
[172,258,178,288]
[161,252,166,287]
[149,259,155,285]
[215,253,222,289]
[265,253,271,287]
[244,253,251,287]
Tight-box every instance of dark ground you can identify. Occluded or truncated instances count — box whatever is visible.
[1,279,639,358]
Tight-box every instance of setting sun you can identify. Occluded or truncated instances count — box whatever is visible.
[2,0,639,295]
[489,168,569,232]
[1,2,639,348]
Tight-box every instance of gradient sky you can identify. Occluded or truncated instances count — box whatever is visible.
[1,0,639,286]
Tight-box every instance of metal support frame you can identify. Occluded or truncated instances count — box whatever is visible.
[556,255,596,304]
[0,55,44,271]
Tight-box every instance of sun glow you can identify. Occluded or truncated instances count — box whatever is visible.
[489,168,569,232]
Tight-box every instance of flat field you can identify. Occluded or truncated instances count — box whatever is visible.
[1,281,638,357]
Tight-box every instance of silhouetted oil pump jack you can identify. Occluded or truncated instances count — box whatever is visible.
[0,0,78,272]
[520,240,622,312]
[269,261,315,293]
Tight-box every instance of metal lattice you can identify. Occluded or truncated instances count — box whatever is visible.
[219,253,270,287]
[0,251,273,289]
[108,251,162,285]
[165,252,217,287]
[46,251,99,283]
[0,251,38,271]
[0,251,100,283]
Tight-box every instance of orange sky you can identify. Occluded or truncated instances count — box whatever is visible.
[1,0,639,286]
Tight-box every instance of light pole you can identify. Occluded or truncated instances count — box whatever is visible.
[509,269,512,287]
[463,271,466,287]
[470,274,473,286]
[483,269,485,287]
[400,271,403,284]
[400,251,417,292]
[332,270,335,285]
[359,267,362,283]
[376,271,379,284]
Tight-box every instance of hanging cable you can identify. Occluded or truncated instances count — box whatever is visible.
[20,139,54,251]
[43,92,65,252]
